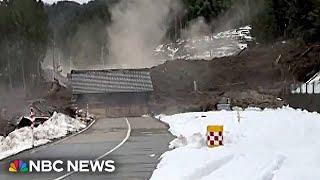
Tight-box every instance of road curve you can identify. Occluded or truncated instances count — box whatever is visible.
[54,118,131,180]
[0,116,173,180]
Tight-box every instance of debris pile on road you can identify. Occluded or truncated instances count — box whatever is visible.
[0,112,86,160]
[69,107,94,123]
[224,90,285,109]
[31,100,58,117]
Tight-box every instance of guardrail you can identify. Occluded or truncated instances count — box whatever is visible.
[289,82,320,94]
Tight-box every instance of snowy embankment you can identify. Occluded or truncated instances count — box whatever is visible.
[0,112,86,160]
[151,107,320,180]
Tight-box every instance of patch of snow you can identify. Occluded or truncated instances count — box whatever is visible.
[154,26,253,61]
[231,106,243,111]
[186,133,206,149]
[169,135,187,149]
[244,107,263,111]
[150,154,156,158]
[151,107,320,180]
[142,114,151,118]
[0,112,86,160]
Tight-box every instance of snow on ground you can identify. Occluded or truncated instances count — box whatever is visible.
[154,26,252,61]
[0,112,86,160]
[151,107,320,180]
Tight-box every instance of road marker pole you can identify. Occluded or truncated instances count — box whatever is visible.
[30,107,35,148]
[31,123,34,148]
[207,125,224,148]
[86,104,89,117]
[237,110,241,123]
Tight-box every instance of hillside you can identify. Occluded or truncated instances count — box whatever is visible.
[150,40,320,113]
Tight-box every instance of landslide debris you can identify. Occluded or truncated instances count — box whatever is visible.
[150,41,320,113]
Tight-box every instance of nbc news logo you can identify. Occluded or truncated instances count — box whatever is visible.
[8,159,115,173]
[9,160,28,173]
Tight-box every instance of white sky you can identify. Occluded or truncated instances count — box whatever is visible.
[42,0,91,4]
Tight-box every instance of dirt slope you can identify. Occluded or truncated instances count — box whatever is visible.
[150,41,320,113]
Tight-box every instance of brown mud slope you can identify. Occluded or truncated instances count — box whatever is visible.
[150,41,320,113]
[279,44,320,82]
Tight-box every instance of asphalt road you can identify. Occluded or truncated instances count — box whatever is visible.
[0,117,173,180]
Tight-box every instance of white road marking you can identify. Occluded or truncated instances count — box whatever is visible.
[53,117,132,180]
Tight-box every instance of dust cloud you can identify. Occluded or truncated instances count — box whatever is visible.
[182,0,265,37]
[176,0,265,59]
[181,17,210,38]
[107,0,182,68]
[214,0,265,32]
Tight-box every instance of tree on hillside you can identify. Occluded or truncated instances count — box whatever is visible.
[0,0,48,91]
[45,0,113,68]
[183,0,232,22]
[251,0,320,42]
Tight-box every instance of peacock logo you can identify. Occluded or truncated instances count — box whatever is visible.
[9,160,28,173]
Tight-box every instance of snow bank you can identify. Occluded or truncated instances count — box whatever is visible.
[151,107,320,180]
[0,112,86,160]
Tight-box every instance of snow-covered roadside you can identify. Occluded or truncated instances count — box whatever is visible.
[0,112,87,160]
[151,107,320,180]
